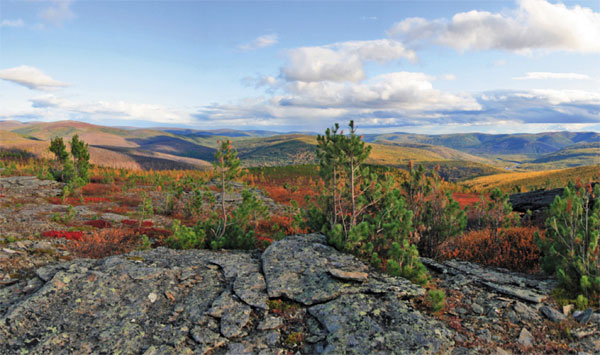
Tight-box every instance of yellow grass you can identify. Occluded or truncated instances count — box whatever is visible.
[462,165,599,192]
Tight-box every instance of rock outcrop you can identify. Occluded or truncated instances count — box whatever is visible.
[0,234,454,354]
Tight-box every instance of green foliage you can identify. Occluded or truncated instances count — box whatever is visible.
[52,205,76,224]
[207,189,268,250]
[537,182,600,302]
[70,134,90,184]
[167,220,206,249]
[309,121,428,285]
[427,289,446,313]
[48,135,90,187]
[49,137,69,163]
[402,164,466,259]
[138,192,154,226]
[213,139,243,239]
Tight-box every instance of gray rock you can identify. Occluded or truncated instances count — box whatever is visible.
[513,301,538,321]
[233,272,268,310]
[257,316,283,331]
[575,308,594,324]
[309,292,454,354]
[518,328,534,347]
[540,305,566,323]
[261,234,368,305]
[471,303,484,315]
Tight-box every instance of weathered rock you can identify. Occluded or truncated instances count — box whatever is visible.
[563,304,575,316]
[261,234,368,305]
[509,188,564,213]
[422,258,553,303]
[513,301,539,322]
[309,293,454,354]
[257,316,283,331]
[0,235,455,354]
[518,328,534,347]
[540,305,566,323]
[575,309,595,324]
[233,272,268,310]
[328,268,368,282]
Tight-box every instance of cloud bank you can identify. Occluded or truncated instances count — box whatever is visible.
[388,0,600,53]
[0,66,70,90]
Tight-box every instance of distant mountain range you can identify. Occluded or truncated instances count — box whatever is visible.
[1,120,598,180]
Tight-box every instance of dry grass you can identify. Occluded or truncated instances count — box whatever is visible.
[462,165,599,192]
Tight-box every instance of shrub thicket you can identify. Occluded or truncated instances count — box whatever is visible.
[537,182,600,304]
[305,121,428,285]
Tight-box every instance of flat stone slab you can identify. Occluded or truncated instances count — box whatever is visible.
[309,293,454,354]
[261,234,368,306]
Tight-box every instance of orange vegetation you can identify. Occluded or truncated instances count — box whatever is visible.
[441,227,542,273]
[66,229,142,259]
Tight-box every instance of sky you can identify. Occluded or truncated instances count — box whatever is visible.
[0,0,599,134]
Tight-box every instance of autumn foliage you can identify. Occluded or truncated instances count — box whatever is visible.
[441,227,543,273]
[41,230,84,241]
[66,229,142,258]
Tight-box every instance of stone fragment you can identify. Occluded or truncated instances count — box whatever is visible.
[257,316,283,331]
[261,234,367,305]
[518,328,533,347]
[563,304,574,316]
[471,303,484,315]
[328,268,368,282]
[233,272,268,310]
[575,308,594,324]
[540,305,566,323]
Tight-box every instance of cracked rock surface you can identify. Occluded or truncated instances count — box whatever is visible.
[0,234,454,354]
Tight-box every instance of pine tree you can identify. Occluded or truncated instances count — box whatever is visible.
[537,182,600,301]
[70,134,90,185]
[213,139,243,239]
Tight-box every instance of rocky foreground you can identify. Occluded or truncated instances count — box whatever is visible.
[1,234,454,354]
[2,175,600,354]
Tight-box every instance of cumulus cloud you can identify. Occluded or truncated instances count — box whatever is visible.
[513,72,591,80]
[282,39,417,82]
[279,72,480,111]
[388,0,600,53]
[1,19,25,28]
[39,0,75,27]
[29,94,191,124]
[0,66,70,90]
[238,34,278,51]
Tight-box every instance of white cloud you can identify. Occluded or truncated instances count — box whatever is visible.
[282,39,417,82]
[389,0,600,53]
[39,0,75,27]
[0,19,25,28]
[280,72,480,112]
[0,66,70,90]
[513,72,591,80]
[29,94,192,124]
[238,34,278,51]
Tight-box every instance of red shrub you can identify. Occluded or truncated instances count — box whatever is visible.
[141,220,154,227]
[105,206,130,215]
[441,227,542,273]
[82,183,115,196]
[84,197,111,203]
[41,230,84,241]
[84,220,112,229]
[122,219,138,226]
[66,228,141,258]
[452,193,486,209]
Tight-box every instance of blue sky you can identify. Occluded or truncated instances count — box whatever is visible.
[1,0,599,134]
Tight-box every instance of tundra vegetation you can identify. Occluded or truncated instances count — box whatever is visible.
[1,124,599,311]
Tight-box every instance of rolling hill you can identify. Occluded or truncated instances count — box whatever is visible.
[365,131,600,158]
[1,121,597,177]
[461,166,599,192]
